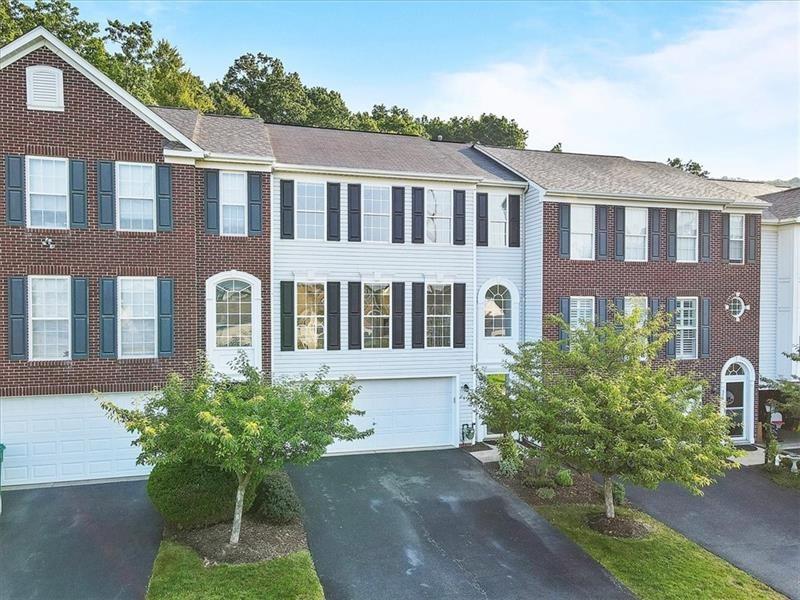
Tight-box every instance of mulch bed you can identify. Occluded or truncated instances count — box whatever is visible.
[166,514,308,565]
[588,513,651,538]
[486,460,604,506]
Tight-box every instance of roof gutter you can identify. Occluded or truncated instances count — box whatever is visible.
[273,162,485,184]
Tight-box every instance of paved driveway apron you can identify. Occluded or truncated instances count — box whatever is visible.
[290,449,631,600]
[0,480,162,600]
[627,466,800,599]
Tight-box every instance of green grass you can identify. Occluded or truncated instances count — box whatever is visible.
[760,466,800,490]
[537,505,785,600]
[146,541,324,600]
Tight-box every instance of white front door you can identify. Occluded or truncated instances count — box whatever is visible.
[720,358,755,444]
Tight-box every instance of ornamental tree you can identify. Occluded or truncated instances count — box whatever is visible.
[101,357,369,544]
[761,346,800,420]
[504,309,738,519]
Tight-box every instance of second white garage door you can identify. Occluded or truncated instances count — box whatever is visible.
[327,377,456,454]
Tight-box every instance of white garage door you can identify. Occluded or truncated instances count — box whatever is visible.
[327,377,456,454]
[0,393,150,487]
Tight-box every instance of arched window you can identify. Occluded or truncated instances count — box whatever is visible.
[215,280,252,348]
[725,362,745,376]
[484,285,511,337]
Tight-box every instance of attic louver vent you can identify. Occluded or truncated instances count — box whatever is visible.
[26,66,64,111]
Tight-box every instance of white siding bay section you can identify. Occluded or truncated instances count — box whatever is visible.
[776,223,800,378]
[760,225,778,379]
[524,186,543,343]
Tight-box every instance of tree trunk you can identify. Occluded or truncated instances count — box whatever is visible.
[603,476,615,519]
[229,471,252,546]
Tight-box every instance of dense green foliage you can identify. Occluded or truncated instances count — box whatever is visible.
[554,469,574,487]
[253,471,302,525]
[147,461,259,529]
[666,157,709,177]
[761,346,800,421]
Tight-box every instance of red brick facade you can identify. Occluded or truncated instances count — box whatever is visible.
[0,47,270,397]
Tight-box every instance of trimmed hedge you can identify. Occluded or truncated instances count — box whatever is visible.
[252,471,302,525]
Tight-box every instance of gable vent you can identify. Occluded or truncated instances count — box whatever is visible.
[26,66,64,111]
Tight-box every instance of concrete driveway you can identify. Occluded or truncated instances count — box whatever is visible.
[290,449,631,600]
[0,480,162,600]
[627,466,800,599]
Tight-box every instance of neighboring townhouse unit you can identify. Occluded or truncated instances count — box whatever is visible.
[0,28,272,486]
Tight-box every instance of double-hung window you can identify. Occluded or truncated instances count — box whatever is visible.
[117,162,156,231]
[676,210,698,262]
[363,283,390,349]
[625,207,648,261]
[296,182,325,240]
[675,297,698,359]
[426,284,452,347]
[29,276,70,360]
[570,205,594,260]
[729,214,745,263]
[118,277,157,358]
[220,171,247,236]
[488,194,508,247]
[363,186,391,242]
[426,190,452,244]
[624,296,648,327]
[296,282,325,350]
[27,156,68,229]
[569,296,594,331]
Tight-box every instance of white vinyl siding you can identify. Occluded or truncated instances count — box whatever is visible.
[363,186,391,242]
[118,277,157,358]
[426,189,452,244]
[26,156,69,229]
[625,207,648,261]
[488,194,508,247]
[296,182,325,240]
[296,282,325,350]
[220,171,247,236]
[28,276,70,361]
[675,297,698,359]
[26,65,64,111]
[363,282,391,349]
[426,284,452,348]
[116,162,156,232]
[729,214,745,263]
[570,205,594,260]
[677,210,698,262]
[569,296,594,330]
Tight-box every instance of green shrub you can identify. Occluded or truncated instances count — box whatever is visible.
[521,475,553,489]
[554,469,574,487]
[147,461,259,529]
[253,471,302,525]
[536,487,556,501]
[612,481,626,505]
[497,435,523,477]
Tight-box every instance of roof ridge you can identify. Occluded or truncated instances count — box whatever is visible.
[479,144,629,160]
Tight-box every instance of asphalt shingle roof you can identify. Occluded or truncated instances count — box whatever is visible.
[758,187,800,221]
[710,179,788,198]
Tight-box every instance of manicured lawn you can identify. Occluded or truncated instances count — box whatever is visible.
[537,505,785,600]
[760,466,800,490]
[146,541,324,600]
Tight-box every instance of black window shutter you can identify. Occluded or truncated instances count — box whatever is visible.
[155,164,173,232]
[558,297,570,349]
[596,205,608,259]
[648,298,660,344]
[699,210,711,262]
[97,160,115,230]
[99,277,117,358]
[348,281,361,349]
[746,215,757,263]
[347,184,361,242]
[327,183,341,241]
[279,179,294,239]
[71,277,89,359]
[157,278,174,357]
[204,170,220,235]
[327,281,341,350]
[614,206,625,261]
[649,208,661,261]
[247,172,263,236]
[700,297,711,359]
[412,282,425,348]
[558,204,570,258]
[665,297,677,358]
[509,194,521,248]
[666,209,677,262]
[597,298,608,325]
[453,190,466,245]
[721,213,730,262]
[476,192,488,246]
[391,186,405,243]
[69,159,87,229]
[8,276,26,360]
[453,283,466,348]
[613,296,625,317]
[411,187,425,243]
[392,282,405,348]
[5,155,24,226]
[280,281,294,351]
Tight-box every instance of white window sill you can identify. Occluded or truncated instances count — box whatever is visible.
[27,104,64,112]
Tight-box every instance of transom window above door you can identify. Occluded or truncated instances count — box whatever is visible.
[484,285,511,337]
[220,171,248,236]
[426,190,452,244]
[296,182,325,240]
[27,156,68,229]
[215,280,253,348]
[363,186,391,242]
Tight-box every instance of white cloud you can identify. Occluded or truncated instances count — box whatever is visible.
[418,1,799,180]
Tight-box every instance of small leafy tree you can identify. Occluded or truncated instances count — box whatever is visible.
[761,346,800,421]
[667,157,709,178]
[101,358,369,545]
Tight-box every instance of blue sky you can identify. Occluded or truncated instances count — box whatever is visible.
[75,1,799,179]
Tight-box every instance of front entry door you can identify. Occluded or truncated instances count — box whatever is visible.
[724,380,745,439]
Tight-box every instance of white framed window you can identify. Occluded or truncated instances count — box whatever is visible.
[116,162,156,232]
[426,283,452,348]
[569,296,595,331]
[729,214,745,263]
[215,280,253,348]
[220,171,247,236]
[28,276,70,360]
[426,189,452,244]
[363,186,391,242]
[484,285,511,337]
[488,194,508,247]
[675,297,698,359]
[570,205,594,260]
[26,65,64,111]
[296,182,325,240]
[624,296,648,326]
[296,282,325,350]
[625,207,648,261]
[363,282,390,349]
[118,277,157,358]
[26,156,69,229]
[676,210,698,262]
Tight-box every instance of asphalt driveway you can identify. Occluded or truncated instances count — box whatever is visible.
[627,466,800,599]
[0,480,162,600]
[290,449,631,600]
